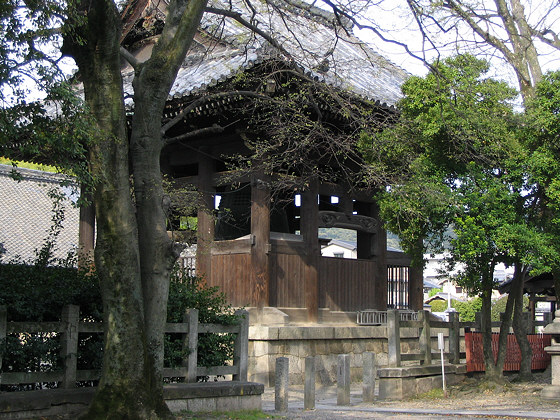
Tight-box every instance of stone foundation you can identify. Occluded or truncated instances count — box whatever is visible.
[0,382,264,419]
[248,324,426,386]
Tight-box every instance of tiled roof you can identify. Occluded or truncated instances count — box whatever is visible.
[0,164,79,263]
[122,0,409,108]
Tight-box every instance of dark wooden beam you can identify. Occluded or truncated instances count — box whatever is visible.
[196,149,215,281]
[250,173,271,309]
[301,179,319,322]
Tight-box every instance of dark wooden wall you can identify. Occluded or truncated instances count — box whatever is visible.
[209,243,389,312]
[318,257,379,311]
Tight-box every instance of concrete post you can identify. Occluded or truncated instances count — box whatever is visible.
[304,356,315,410]
[61,305,79,389]
[183,308,199,383]
[233,309,249,381]
[275,357,289,411]
[448,311,460,364]
[419,310,432,365]
[362,352,377,403]
[337,354,351,405]
[387,309,401,367]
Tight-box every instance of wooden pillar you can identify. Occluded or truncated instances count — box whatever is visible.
[196,150,215,281]
[251,173,270,308]
[301,180,319,322]
[78,184,95,270]
[356,201,387,310]
[408,237,424,311]
[408,264,424,311]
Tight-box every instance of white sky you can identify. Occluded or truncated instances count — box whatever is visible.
[352,0,560,86]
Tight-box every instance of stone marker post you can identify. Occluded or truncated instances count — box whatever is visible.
[304,356,315,410]
[183,308,199,383]
[275,357,289,411]
[337,354,350,405]
[387,309,401,367]
[362,352,376,403]
[61,305,79,389]
[233,309,249,381]
[448,311,460,364]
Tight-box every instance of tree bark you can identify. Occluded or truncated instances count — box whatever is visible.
[481,284,499,379]
[495,270,517,376]
[62,0,208,417]
[511,264,532,380]
[63,1,167,418]
[130,0,208,389]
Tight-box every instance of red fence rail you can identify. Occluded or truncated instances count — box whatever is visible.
[465,332,551,372]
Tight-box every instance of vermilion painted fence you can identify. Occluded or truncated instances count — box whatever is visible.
[465,332,551,372]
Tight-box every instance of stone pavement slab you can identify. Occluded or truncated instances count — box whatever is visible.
[261,384,560,419]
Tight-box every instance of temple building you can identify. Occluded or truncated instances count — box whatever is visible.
[124,0,423,322]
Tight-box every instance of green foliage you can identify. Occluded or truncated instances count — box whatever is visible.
[454,297,482,322]
[428,287,442,298]
[374,54,553,308]
[429,297,481,322]
[0,0,95,196]
[524,71,560,276]
[490,295,529,322]
[0,260,241,387]
[429,299,447,312]
[0,263,102,323]
[165,269,241,381]
[0,261,103,390]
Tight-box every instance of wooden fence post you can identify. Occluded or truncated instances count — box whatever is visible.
[183,308,199,383]
[387,309,401,367]
[0,305,6,387]
[475,312,482,331]
[61,305,79,389]
[419,310,432,365]
[448,311,460,364]
[233,309,249,381]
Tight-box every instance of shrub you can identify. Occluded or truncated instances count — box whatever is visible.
[454,297,482,322]
[0,261,241,388]
[165,269,241,381]
[0,261,103,390]
[429,299,447,312]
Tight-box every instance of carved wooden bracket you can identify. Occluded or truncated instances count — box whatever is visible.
[318,211,378,233]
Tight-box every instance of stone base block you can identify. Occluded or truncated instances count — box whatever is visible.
[377,364,466,400]
[0,382,264,419]
[541,385,560,400]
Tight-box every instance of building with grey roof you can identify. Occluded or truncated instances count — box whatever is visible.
[0,164,79,263]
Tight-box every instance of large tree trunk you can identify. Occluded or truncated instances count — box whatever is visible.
[481,285,500,379]
[64,0,209,417]
[479,265,503,380]
[62,1,171,418]
[129,0,208,388]
[511,264,532,380]
[494,278,515,376]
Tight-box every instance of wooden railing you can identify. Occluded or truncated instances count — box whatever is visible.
[0,305,248,389]
[384,308,553,371]
[386,309,462,366]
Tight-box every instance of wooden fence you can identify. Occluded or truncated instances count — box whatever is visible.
[386,309,462,367]
[465,332,551,372]
[385,308,552,372]
[0,305,248,389]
